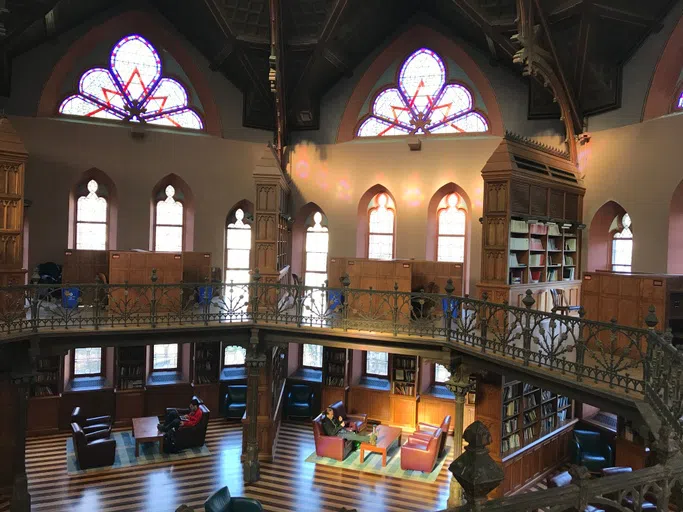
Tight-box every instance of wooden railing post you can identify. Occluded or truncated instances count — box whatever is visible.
[243,329,266,483]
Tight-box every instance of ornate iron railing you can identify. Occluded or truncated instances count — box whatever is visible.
[0,275,661,399]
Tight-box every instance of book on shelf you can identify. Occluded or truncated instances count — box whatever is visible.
[503,418,518,434]
[325,376,345,387]
[542,403,554,416]
[523,383,537,394]
[541,390,554,402]
[529,254,545,266]
[510,220,529,233]
[505,401,519,417]
[558,396,569,408]
[529,223,547,235]
[393,382,415,395]
[548,223,561,236]
[563,267,575,280]
[547,269,559,281]
[557,410,568,423]
[548,238,558,250]
[510,237,529,251]
[524,394,537,409]
[564,238,577,251]
[564,255,574,265]
[530,238,544,251]
[393,356,416,370]
[541,417,555,433]
[502,433,521,453]
[524,410,537,424]
[523,427,535,442]
[503,385,518,401]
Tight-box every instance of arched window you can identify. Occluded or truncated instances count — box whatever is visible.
[356,48,489,137]
[611,213,633,272]
[368,193,396,260]
[225,208,252,313]
[435,364,451,384]
[154,185,184,252]
[59,34,203,130]
[76,180,108,250]
[305,212,329,287]
[437,192,466,262]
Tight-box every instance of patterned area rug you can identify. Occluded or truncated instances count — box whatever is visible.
[66,430,211,475]
[304,441,449,483]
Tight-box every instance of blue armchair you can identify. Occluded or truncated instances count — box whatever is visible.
[570,430,613,473]
[224,385,247,420]
[287,384,314,419]
[204,486,263,512]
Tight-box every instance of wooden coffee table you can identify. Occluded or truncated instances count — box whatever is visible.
[360,425,402,466]
[132,416,164,457]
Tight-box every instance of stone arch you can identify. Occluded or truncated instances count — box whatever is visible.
[68,167,118,250]
[587,200,628,272]
[356,185,398,258]
[150,173,195,251]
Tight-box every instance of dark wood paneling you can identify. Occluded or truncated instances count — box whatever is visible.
[193,382,220,413]
[114,390,144,426]
[549,190,564,219]
[145,383,194,416]
[27,395,60,436]
[348,387,391,422]
[529,185,547,217]
[510,181,530,215]
[59,388,115,430]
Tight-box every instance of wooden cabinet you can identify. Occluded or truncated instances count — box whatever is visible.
[59,388,115,430]
[114,390,144,426]
[193,382,220,413]
[145,382,193,416]
[27,396,60,436]
[348,387,391,422]
[321,386,346,409]
[390,395,417,428]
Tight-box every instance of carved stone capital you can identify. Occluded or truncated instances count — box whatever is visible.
[446,359,474,400]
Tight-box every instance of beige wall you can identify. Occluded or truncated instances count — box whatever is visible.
[288,135,502,292]
[18,116,264,270]
[581,111,683,274]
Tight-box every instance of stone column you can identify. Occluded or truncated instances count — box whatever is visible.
[446,360,476,509]
[243,330,266,484]
[10,374,31,512]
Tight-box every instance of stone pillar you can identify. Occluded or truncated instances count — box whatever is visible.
[0,118,28,288]
[252,145,290,288]
[243,329,266,483]
[449,421,504,511]
[446,360,476,509]
[10,374,31,512]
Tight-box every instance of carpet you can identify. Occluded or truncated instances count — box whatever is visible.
[304,440,449,483]
[66,430,211,475]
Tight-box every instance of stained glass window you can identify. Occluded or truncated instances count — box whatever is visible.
[303,344,323,368]
[368,193,395,260]
[356,48,489,137]
[74,347,102,376]
[437,193,466,262]
[224,345,246,367]
[226,208,251,312]
[155,185,183,252]
[435,364,451,384]
[612,213,633,272]
[76,179,108,250]
[153,344,178,370]
[59,34,203,130]
[305,212,329,288]
[366,351,388,377]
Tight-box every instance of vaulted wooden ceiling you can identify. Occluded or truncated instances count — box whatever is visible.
[0,0,677,145]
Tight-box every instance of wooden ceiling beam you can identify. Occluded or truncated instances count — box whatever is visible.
[450,0,517,58]
[593,3,657,27]
[269,0,286,159]
[573,1,593,98]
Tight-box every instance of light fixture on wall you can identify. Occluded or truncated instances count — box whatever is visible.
[406,135,421,151]
[130,123,145,140]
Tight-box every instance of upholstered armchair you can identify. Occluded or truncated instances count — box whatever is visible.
[547,471,605,512]
[287,384,315,419]
[71,422,116,470]
[312,413,353,461]
[570,430,614,473]
[329,401,367,433]
[400,430,441,472]
[224,385,247,420]
[204,486,264,512]
[71,406,113,436]
[413,415,451,456]
[172,404,210,450]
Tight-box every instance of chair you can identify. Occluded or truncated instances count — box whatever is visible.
[329,401,367,433]
[570,430,614,473]
[71,407,113,436]
[165,401,211,451]
[287,384,315,419]
[550,289,581,316]
[312,413,353,461]
[601,467,657,510]
[71,422,116,470]
[546,471,604,512]
[224,385,247,420]
[400,430,441,472]
[204,486,264,512]
[413,415,451,456]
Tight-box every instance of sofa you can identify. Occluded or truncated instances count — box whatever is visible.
[224,385,247,420]
[400,429,441,472]
[71,422,116,470]
[413,415,451,456]
[165,400,210,450]
[71,406,113,436]
[329,401,367,433]
[312,413,353,461]
[287,384,315,419]
[570,430,613,473]
[547,471,604,512]
[204,486,264,512]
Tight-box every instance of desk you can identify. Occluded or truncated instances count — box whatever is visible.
[360,425,402,466]
[132,416,164,456]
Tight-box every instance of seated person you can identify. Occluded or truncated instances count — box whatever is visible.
[159,398,203,432]
[321,407,377,445]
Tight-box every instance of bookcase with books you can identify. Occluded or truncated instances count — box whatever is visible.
[391,355,417,396]
[193,341,221,412]
[321,347,350,407]
[32,355,61,397]
[477,135,585,313]
[114,346,145,425]
[27,355,62,436]
[475,371,578,496]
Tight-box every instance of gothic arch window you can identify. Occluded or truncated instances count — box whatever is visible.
[437,192,466,262]
[611,213,633,272]
[305,212,329,288]
[368,193,396,260]
[59,34,203,130]
[154,185,184,252]
[356,48,489,137]
[76,180,108,250]
[225,207,252,315]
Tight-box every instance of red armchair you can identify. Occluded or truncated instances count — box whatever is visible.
[312,414,353,461]
[400,429,441,472]
[329,401,367,433]
[413,415,451,456]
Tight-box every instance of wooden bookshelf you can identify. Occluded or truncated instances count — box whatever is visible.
[391,355,418,396]
[321,347,349,407]
[194,342,220,384]
[116,346,145,391]
[32,355,61,397]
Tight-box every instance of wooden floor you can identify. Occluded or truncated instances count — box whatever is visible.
[6,420,452,512]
